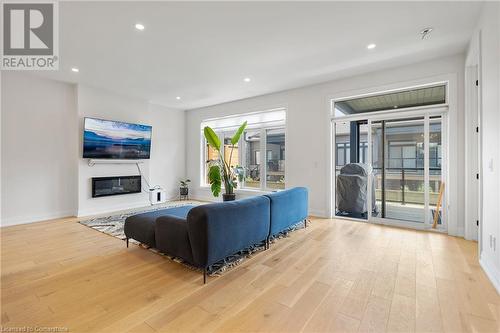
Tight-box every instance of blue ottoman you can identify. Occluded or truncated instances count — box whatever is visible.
[124,205,194,248]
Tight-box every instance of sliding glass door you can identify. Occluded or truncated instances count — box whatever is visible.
[371,118,426,223]
[333,112,446,230]
[331,83,448,230]
[370,115,445,228]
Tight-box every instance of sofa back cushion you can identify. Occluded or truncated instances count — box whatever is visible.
[187,196,271,268]
[265,187,308,235]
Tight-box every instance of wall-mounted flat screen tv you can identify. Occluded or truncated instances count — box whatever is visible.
[83,117,152,159]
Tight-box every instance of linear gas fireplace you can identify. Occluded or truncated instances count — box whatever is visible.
[92,175,141,198]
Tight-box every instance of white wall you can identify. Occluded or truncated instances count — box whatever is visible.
[186,54,466,232]
[467,2,500,292]
[149,103,186,201]
[1,73,186,224]
[76,85,152,216]
[1,55,466,230]
[76,85,186,217]
[1,72,78,226]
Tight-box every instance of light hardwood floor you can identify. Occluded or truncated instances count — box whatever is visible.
[1,216,499,332]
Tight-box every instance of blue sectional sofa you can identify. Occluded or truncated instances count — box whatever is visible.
[124,187,309,283]
[156,196,271,282]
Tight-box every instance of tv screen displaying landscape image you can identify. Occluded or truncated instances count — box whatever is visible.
[83,118,152,159]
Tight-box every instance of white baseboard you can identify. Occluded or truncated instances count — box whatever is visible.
[77,200,151,218]
[480,255,500,295]
[1,209,76,227]
[190,193,219,203]
[309,209,327,218]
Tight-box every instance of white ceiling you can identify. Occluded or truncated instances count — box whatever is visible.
[35,1,483,110]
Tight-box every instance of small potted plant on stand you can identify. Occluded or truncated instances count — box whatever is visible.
[179,179,190,200]
[204,121,247,201]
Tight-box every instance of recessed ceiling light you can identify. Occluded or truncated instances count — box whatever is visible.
[367,43,376,50]
[243,77,251,82]
[71,67,79,72]
[135,23,145,31]
[176,96,181,100]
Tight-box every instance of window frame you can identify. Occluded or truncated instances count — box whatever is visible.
[263,126,286,191]
[331,82,449,119]
[241,128,262,190]
[328,77,452,234]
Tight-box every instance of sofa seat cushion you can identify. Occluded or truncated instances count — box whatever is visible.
[124,205,194,248]
[155,215,194,264]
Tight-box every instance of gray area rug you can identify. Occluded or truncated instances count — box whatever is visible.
[78,201,305,276]
[79,200,200,241]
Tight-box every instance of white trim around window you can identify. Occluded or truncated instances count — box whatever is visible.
[326,73,460,236]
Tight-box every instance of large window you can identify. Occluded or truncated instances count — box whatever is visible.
[201,108,286,191]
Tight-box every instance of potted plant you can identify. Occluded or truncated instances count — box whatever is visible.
[179,179,191,196]
[204,121,247,201]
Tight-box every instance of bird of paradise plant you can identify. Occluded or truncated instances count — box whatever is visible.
[204,121,247,200]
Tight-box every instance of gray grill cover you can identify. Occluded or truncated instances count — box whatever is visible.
[336,163,376,214]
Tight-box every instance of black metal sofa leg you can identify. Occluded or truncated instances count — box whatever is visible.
[126,238,129,248]
[203,268,207,284]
